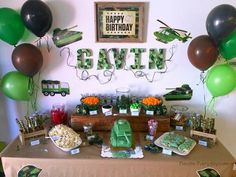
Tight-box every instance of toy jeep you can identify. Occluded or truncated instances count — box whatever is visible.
[110,119,132,148]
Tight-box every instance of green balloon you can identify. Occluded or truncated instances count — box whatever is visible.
[0,8,25,45]
[206,64,236,97]
[0,71,31,101]
[219,30,236,60]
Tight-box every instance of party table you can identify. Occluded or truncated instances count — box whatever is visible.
[0,132,235,177]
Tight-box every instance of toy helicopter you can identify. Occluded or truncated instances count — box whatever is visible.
[154,20,192,43]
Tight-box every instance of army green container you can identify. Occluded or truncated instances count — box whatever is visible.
[110,119,132,148]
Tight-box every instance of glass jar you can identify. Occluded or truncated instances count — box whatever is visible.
[116,87,131,111]
[50,104,67,125]
[170,105,188,119]
[116,87,130,101]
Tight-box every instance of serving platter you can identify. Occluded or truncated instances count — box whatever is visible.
[154,132,196,156]
[48,124,82,152]
[49,135,82,152]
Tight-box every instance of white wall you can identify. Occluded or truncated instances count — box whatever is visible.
[0,0,236,158]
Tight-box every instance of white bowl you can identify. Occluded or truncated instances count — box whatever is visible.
[102,105,113,114]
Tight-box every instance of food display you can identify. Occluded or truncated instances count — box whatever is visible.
[142,96,162,106]
[169,105,188,128]
[48,124,82,152]
[16,114,48,134]
[81,96,100,106]
[189,114,216,134]
[81,96,100,114]
[50,104,67,125]
[103,119,143,159]
[154,132,196,155]
[110,119,132,148]
[142,97,167,115]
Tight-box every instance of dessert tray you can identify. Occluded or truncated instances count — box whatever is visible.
[154,132,196,156]
[101,145,144,158]
[48,124,82,152]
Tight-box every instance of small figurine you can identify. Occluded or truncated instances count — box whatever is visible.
[154,20,192,43]
[144,143,162,153]
[52,25,83,48]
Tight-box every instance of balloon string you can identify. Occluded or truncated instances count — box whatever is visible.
[33,72,41,112]
[43,35,52,52]
[27,101,30,117]
[35,38,42,48]
[196,71,205,86]
[28,77,34,96]
[165,44,177,61]
[60,47,76,68]
[207,97,217,117]
[27,73,41,113]
[201,73,207,119]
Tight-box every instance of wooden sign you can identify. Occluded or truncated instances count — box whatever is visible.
[95,2,145,42]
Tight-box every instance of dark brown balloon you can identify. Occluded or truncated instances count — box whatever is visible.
[12,43,43,77]
[187,35,218,71]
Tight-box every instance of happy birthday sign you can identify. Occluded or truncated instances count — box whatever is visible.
[103,11,136,35]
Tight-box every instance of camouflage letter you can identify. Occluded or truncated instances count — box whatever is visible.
[130,48,145,69]
[149,48,166,70]
[77,49,93,69]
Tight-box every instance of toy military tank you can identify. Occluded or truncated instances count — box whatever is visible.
[110,119,132,148]
[163,84,193,101]
[52,26,82,48]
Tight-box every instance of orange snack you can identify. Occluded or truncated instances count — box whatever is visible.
[142,97,162,106]
[81,96,99,105]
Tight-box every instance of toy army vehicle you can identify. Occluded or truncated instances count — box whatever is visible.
[110,119,132,148]
[163,84,193,101]
[154,20,192,43]
[52,26,82,48]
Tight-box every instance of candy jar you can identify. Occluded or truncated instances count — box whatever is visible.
[146,119,158,141]
[50,104,67,125]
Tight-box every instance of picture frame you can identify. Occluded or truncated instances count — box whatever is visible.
[95,2,145,43]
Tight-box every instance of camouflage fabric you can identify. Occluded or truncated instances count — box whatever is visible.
[18,165,42,177]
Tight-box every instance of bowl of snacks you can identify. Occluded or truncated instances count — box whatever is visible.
[81,96,100,115]
[142,97,165,115]
[48,124,82,152]
[130,102,141,116]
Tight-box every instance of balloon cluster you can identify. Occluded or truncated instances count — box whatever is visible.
[0,0,52,101]
[187,4,236,97]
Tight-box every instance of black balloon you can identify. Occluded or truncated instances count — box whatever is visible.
[206,4,236,44]
[21,0,53,37]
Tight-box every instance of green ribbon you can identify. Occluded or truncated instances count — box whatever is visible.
[207,97,217,117]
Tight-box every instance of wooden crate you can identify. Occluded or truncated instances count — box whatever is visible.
[70,113,170,132]
[19,128,48,145]
[190,129,217,143]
